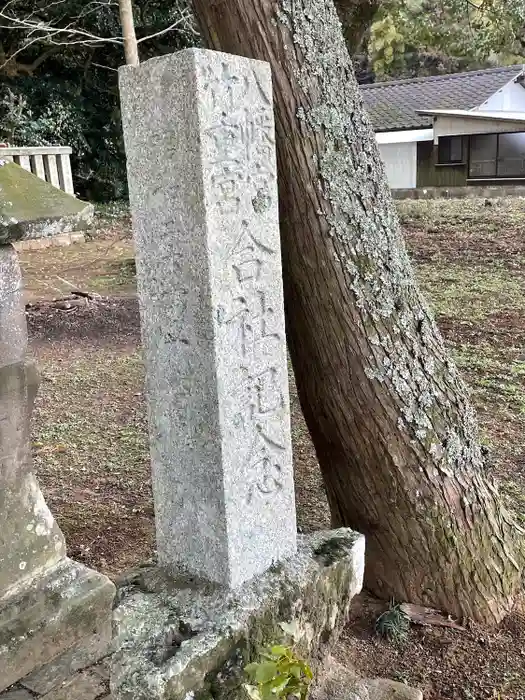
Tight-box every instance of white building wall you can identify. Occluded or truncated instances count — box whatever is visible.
[378,142,417,189]
[478,79,525,112]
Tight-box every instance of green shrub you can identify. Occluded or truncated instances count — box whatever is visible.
[243,622,313,700]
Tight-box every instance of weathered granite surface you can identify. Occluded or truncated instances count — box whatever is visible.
[0,558,114,693]
[0,690,34,700]
[0,245,65,599]
[0,244,26,364]
[110,530,365,700]
[38,669,107,700]
[0,243,115,690]
[2,658,112,700]
[0,162,93,243]
[119,49,296,588]
[21,624,112,695]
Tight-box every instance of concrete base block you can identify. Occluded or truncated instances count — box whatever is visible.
[21,623,112,695]
[110,529,365,700]
[14,232,86,252]
[0,558,115,692]
[39,670,108,700]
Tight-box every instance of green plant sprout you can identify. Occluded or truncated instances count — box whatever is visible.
[243,622,313,700]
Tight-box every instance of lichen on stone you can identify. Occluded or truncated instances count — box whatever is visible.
[110,531,364,700]
[0,161,92,243]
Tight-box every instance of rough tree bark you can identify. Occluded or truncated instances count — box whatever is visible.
[191,0,523,623]
[333,0,379,55]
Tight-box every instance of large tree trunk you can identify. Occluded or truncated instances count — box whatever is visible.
[333,0,379,55]
[191,0,523,624]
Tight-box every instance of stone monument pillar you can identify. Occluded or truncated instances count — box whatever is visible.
[111,50,365,700]
[0,175,114,692]
[120,48,297,588]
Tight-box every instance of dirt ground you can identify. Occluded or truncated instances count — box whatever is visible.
[22,197,525,699]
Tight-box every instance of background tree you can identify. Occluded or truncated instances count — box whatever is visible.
[0,0,522,197]
[192,0,523,624]
[369,0,525,78]
[0,0,198,198]
[333,0,525,79]
[333,0,380,56]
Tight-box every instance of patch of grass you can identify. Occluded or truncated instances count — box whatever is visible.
[447,341,525,526]
[33,347,152,575]
[90,258,136,292]
[452,343,525,416]
[398,196,525,236]
[416,262,525,319]
[34,352,148,473]
[20,238,136,301]
[94,200,130,223]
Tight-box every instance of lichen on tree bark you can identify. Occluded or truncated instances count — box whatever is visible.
[192,0,524,624]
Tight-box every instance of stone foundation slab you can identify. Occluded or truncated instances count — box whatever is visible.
[20,624,112,695]
[110,529,365,700]
[0,558,115,692]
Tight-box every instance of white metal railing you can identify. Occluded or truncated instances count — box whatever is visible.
[0,146,74,195]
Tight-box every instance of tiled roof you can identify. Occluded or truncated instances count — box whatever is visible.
[360,66,525,132]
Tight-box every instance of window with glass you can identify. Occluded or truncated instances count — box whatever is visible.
[497,133,525,177]
[469,134,497,177]
[469,132,525,178]
[438,136,464,164]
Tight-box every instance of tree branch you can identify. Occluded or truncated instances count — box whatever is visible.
[0,35,61,75]
[0,12,123,45]
[0,0,197,64]
[333,0,380,55]
[137,12,196,43]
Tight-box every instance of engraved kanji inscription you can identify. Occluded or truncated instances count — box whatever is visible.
[202,61,276,215]
[204,60,287,503]
[230,367,286,501]
[217,291,280,362]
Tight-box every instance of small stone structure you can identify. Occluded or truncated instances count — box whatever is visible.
[116,48,365,700]
[0,170,114,695]
[111,531,364,700]
[13,231,86,253]
[0,161,93,242]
